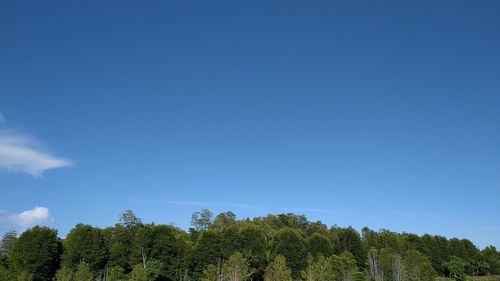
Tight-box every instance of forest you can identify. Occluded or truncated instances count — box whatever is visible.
[0,210,499,281]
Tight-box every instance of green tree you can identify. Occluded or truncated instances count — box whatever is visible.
[213,212,237,230]
[106,224,135,272]
[222,252,252,281]
[63,224,108,273]
[307,233,333,258]
[107,266,127,281]
[403,250,435,281]
[221,225,242,259]
[481,246,500,274]
[443,256,467,281]
[302,255,333,281]
[330,252,359,281]
[120,210,143,230]
[332,227,365,268]
[367,248,383,281]
[9,226,61,281]
[239,224,267,280]
[271,228,306,279]
[202,264,219,281]
[1,231,17,259]
[128,264,147,281]
[191,230,223,280]
[16,271,33,281]
[74,262,93,281]
[264,256,292,281]
[146,260,166,281]
[54,266,74,281]
[132,224,190,280]
[191,209,214,232]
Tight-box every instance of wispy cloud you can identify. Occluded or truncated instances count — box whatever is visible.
[119,198,262,210]
[0,207,53,232]
[0,113,71,177]
[484,226,500,230]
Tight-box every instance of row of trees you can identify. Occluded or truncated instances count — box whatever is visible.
[0,210,499,281]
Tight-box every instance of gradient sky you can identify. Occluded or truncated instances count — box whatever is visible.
[1,0,499,248]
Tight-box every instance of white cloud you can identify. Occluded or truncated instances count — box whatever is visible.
[0,207,53,232]
[0,113,71,177]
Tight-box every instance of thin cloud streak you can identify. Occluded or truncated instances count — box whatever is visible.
[120,198,263,210]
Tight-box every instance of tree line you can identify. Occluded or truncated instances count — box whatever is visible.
[0,210,498,281]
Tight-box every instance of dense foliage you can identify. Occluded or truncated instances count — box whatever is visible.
[0,210,499,281]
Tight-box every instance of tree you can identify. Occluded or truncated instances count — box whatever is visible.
[213,212,236,230]
[367,249,383,281]
[16,271,33,281]
[106,224,134,272]
[221,225,242,259]
[191,230,223,280]
[481,246,500,275]
[120,210,143,230]
[74,262,93,281]
[332,227,365,268]
[202,264,219,281]
[0,231,17,259]
[443,256,467,281]
[132,224,190,280]
[222,252,252,281]
[9,226,61,281]
[146,260,166,281]
[191,209,213,232]
[264,256,292,281]
[392,254,404,281]
[239,224,267,279]
[63,224,108,274]
[54,267,74,281]
[307,233,333,258]
[271,228,306,279]
[107,266,127,281]
[302,255,332,281]
[330,252,359,281]
[128,264,147,281]
[403,250,435,281]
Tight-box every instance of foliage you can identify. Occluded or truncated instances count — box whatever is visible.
[222,252,252,281]
[107,266,127,281]
[62,224,108,273]
[3,210,499,281]
[54,266,74,281]
[202,264,218,281]
[444,256,468,281]
[9,226,61,281]
[0,231,17,259]
[271,228,306,279]
[403,250,436,281]
[264,256,292,281]
[128,264,147,281]
[301,255,333,281]
[307,233,333,258]
[74,262,93,281]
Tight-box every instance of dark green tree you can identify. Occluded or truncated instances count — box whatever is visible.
[9,226,61,281]
[307,233,333,258]
[62,224,108,274]
[271,228,306,279]
[191,230,223,280]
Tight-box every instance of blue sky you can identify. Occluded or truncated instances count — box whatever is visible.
[0,0,499,248]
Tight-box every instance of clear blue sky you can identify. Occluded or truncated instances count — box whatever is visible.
[1,0,499,248]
